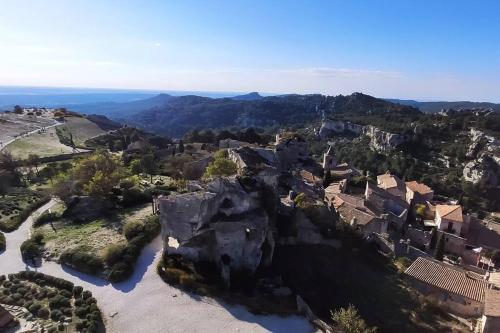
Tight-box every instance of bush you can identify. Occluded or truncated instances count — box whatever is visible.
[121,188,151,207]
[107,261,133,282]
[0,232,5,252]
[82,290,92,300]
[20,239,42,259]
[59,247,104,275]
[28,302,42,314]
[73,285,83,297]
[38,307,50,319]
[103,243,126,266]
[50,309,63,321]
[34,211,59,227]
[123,220,144,240]
[48,294,70,309]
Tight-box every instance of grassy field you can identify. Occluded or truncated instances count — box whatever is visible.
[37,204,151,259]
[273,243,468,333]
[56,116,106,147]
[4,126,75,159]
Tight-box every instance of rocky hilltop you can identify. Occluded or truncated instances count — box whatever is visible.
[319,119,414,152]
[463,128,500,186]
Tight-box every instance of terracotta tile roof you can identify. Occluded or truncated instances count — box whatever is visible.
[377,173,405,190]
[485,289,500,317]
[404,257,487,302]
[299,169,322,185]
[436,205,463,223]
[406,181,433,195]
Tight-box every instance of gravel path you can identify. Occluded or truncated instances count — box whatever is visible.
[0,200,315,333]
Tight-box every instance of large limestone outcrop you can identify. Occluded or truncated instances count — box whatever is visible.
[362,125,412,152]
[318,120,363,138]
[318,119,412,152]
[463,128,500,186]
[157,177,276,273]
[463,156,499,186]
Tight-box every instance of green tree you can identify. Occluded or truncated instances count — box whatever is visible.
[140,154,157,183]
[330,304,376,333]
[429,228,438,250]
[178,140,185,154]
[130,159,142,175]
[73,151,125,198]
[415,204,426,222]
[434,232,445,261]
[323,170,333,187]
[27,154,40,176]
[203,150,237,178]
[13,105,23,114]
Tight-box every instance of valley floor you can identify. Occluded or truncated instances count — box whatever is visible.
[0,200,315,333]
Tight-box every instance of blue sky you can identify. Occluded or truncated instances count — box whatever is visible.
[1,0,499,101]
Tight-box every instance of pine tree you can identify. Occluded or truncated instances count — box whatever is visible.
[429,228,437,250]
[323,170,333,187]
[434,232,445,261]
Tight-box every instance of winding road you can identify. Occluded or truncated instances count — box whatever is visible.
[0,200,315,333]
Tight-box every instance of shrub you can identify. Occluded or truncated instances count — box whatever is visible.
[20,239,42,259]
[75,305,90,318]
[60,247,104,275]
[0,232,5,251]
[103,243,126,266]
[38,307,50,319]
[123,220,144,240]
[330,304,377,333]
[73,285,83,297]
[82,290,92,300]
[49,294,70,309]
[28,302,42,314]
[50,309,63,321]
[34,211,59,226]
[107,261,133,282]
[121,188,151,207]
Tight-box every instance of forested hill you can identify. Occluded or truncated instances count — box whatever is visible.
[80,92,419,137]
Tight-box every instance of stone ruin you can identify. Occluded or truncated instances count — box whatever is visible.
[156,176,277,284]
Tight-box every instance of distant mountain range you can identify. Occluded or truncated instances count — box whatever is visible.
[67,92,419,137]
[2,86,499,138]
[386,99,500,113]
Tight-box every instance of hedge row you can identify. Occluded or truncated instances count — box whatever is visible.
[60,247,104,276]
[8,271,74,291]
[0,231,5,252]
[107,215,160,282]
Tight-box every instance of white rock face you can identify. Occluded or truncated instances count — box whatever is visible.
[362,125,412,152]
[463,128,500,186]
[318,120,363,138]
[158,177,276,273]
[463,156,499,186]
[318,119,412,152]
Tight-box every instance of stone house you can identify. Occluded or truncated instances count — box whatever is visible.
[435,204,464,236]
[329,163,361,180]
[330,193,388,236]
[481,289,500,333]
[365,182,408,231]
[322,145,337,171]
[405,180,434,205]
[377,173,406,200]
[405,257,487,317]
